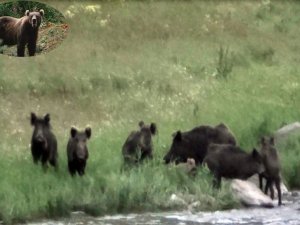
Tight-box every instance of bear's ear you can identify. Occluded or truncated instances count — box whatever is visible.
[150,123,157,135]
[138,121,144,128]
[174,131,182,142]
[70,127,77,138]
[39,9,44,17]
[44,113,50,124]
[30,112,37,125]
[269,136,275,145]
[25,10,30,16]
[85,127,92,139]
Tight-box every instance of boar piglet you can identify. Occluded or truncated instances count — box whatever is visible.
[30,112,58,169]
[122,121,157,165]
[259,136,282,206]
[67,127,91,176]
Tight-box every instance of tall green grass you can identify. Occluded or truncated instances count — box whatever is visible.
[0,132,238,223]
[1,0,300,223]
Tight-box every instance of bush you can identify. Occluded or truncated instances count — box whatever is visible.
[215,46,233,79]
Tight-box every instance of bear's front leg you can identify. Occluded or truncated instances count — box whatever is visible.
[17,42,26,57]
[28,40,36,56]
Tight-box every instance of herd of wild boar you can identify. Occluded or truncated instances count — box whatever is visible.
[29,112,282,206]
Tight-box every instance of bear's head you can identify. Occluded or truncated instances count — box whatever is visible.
[25,9,44,28]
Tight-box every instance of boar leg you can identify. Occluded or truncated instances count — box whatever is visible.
[265,179,275,199]
[274,178,282,206]
[269,181,275,200]
[32,154,40,164]
[49,157,57,169]
[68,161,76,176]
[32,148,41,164]
[41,154,49,171]
[140,150,152,161]
[78,161,86,176]
[264,179,270,195]
[259,174,264,190]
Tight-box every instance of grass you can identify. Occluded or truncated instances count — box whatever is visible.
[278,134,300,188]
[1,0,300,223]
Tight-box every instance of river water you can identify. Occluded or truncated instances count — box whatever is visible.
[27,192,300,225]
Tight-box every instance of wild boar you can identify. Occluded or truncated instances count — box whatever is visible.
[203,143,264,188]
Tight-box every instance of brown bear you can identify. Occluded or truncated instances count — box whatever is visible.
[0,9,44,57]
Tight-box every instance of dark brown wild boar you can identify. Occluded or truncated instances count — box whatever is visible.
[163,123,236,165]
[259,136,282,206]
[203,143,264,188]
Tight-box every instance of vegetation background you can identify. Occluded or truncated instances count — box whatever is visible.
[0,0,300,223]
[0,1,64,22]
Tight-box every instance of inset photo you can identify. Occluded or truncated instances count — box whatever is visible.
[0,1,68,57]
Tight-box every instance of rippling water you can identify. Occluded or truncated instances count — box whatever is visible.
[27,192,300,225]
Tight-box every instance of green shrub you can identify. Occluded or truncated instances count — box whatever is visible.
[0,1,65,23]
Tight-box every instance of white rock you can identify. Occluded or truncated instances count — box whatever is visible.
[231,179,274,208]
[169,194,187,206]
[275,122,300,144]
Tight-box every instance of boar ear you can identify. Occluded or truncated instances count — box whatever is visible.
[172,132,177,138]
[85,127,92,139]
[25,10,30,16]
[150,123,157,135]
[261,136,267,145]
[216,123,227,130]
[39,9,44,17]
[269,136,275,145]
[252,148,260,158]
[44,114,50,124]
[138,121,144,128]
[174,131,182,141]
[70,127,77,138]
[30,112,37,125]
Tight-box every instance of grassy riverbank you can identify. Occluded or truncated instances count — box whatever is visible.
[1,0,300,223]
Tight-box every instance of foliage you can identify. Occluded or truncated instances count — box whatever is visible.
[0,1,65,23]
[278,134,300,189]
